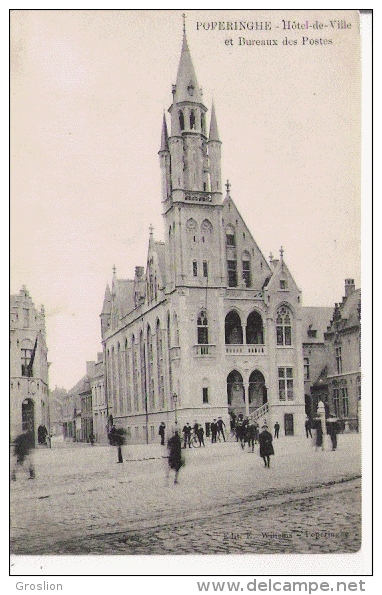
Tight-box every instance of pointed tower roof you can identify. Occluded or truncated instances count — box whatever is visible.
[102,284,112,315]
[174,34,203,104]
[159,112,169,151]
[209,102,220,142]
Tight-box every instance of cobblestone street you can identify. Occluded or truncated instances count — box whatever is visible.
[10,434,361,556]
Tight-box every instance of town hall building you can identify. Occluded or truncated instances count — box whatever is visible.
[100,30,305,442]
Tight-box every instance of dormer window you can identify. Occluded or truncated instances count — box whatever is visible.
[187,81,195,96]
[280,279,288,290]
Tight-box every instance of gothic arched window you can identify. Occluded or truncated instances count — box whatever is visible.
[276,306,292,346]
[201,219,213,243]
[225,311,243,344]
[197,311,209,345]
[179,110,185,131]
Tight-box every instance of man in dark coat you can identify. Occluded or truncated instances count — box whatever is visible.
[305,417,312,438]
[167,431,183,484]
[216,417,226,442]
[197,425,205,447]
[236,415,245,449]
[11,431,35,480]
[158,422,166,446]
[246,420,257,452]
[211,419,217,443]
[259,424,274,467]
[327,417,340,451]
[274,421,280,438]
[182,423,192,448]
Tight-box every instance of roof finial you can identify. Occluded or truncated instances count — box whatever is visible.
[280,246,284,259]
[269,252,274,262]
[112,264,116,276]
[182,13,186,35]
[225,179,231,195]
[149,223,154,236]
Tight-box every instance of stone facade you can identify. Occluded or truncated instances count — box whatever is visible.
[323,279,361,431]
[99,32,306,443]
[10,286,49,443]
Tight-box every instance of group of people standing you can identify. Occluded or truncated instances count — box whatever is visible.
[162,416,276,483]
[305,415,341,451]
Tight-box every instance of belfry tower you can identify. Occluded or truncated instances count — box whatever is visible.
[159,26,225,289]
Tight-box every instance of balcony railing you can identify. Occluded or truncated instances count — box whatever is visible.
[225,344,266,355]
[185,191,213,203]
[193,344,216,357]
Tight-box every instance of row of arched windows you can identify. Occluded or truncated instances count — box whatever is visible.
[186,218,213,243]
[179,109,206,134]
[106,314,177,417]
[196,306,293,346]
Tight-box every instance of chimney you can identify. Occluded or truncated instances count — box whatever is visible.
[345,278,355,297]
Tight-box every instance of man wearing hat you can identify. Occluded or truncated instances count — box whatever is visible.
[259,423,274,468]
[158,421,166,446]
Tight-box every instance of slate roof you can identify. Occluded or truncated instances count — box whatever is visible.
[301,307,333,343]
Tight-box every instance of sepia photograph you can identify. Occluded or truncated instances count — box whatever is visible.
[10,8,368,576]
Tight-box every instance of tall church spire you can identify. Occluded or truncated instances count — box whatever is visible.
[173,32,203,104]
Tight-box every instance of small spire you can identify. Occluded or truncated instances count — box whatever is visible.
[225,180,231,195]
[159,112,169,151]
[209,102,220,142]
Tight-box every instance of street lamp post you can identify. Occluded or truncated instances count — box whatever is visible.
[172,393,178,429]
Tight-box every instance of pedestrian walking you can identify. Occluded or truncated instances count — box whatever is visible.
[197,425,205,447]
[216,417,226,442]
[11,431,35,480]
[229,412,237,438]
[158,421,166,446]
[246,420,257,452]
[312,417,324,451]
[167,430,184,484]
[182,423,192,448]
[211,419,218,443]
[326,416,340,451]
[236,414,245,449]
[259,424,274,468]
[274,421,280,439]
[305,417,312,438]
[108,425,125,462]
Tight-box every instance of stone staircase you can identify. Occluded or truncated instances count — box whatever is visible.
[250,402,269,423]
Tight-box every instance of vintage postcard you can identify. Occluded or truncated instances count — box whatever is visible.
[10,9,369,578]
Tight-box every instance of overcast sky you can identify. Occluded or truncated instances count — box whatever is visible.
[10,9,361,390]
